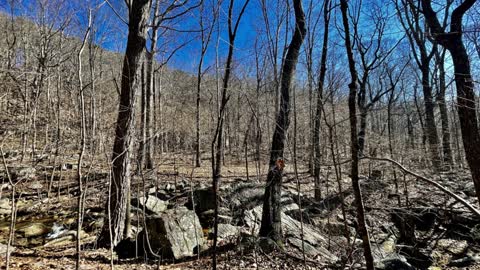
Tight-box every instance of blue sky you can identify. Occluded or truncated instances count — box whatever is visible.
[0,0,258,71]
[1,0,444,83]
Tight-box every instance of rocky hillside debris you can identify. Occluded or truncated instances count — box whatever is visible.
[448,252,480,267]
[287,237,333,258]
[371,234,397,262]
[0,243,14,259]
[198,207,232,228]
[209,223,242,242]
[313,218,353,237]
[0,198,11,215]
[471,224,480,241]
[10,166,36,181]
[140,206,204,259]
[17,222,49,238]
[190,187,216,213]
[437,239,468,255]
[43,229,89,247]
[369,169,383,181]
[376,255,415,270]
[227,182,265,209]
[463,182,477,197]
[244,204,338,262]
[46,222,67,239]
[132,195,168,214]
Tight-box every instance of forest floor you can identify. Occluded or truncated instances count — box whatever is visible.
[1,151,480,269]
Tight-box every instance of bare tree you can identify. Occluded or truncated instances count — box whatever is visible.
[395,0,442,170]
[340,0,374,268]
[76,8,92,270]
[352,1,401,156]
[195,0,218,167]
[98,0,152,247]
[259,0,306,243]
[422,0,480,205]
[211,0,250,267]
[260,0,289,118]
[312,0,331,201]
[434,48,454,167]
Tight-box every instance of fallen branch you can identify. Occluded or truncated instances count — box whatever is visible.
[362,156,480,218]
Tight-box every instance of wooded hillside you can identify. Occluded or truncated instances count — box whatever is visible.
[1,0,480,269]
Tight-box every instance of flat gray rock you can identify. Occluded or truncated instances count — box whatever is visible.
[143,206,204,259]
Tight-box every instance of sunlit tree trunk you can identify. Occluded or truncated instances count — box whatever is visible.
[98,0,152,247]
[259,0,306,243]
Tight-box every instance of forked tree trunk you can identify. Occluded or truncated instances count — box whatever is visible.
[422,0,480,205]
[259,0,306,243]
[98,0,152,247]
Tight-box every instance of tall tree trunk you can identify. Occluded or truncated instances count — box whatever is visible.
[144,52,154,169]
[76,12,91,269]
[358,106,368,156]
[339,0,374,269]
[435,50,453,168]
[88,36,97,153]
[144,0,161,170]
[211,0,250,268]
[195,2,216,167]
[421,62,442,169]
[313,0,331,202]
[137,63,146,171]
[98,0,152,247]
[422,0,480,205]
[259,0,306,243]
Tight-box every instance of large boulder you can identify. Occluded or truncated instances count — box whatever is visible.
[244,204,337,261]
[227,183,265,209]
[142,206,204,259]
[198,207,232,228]
[314,218,354,237]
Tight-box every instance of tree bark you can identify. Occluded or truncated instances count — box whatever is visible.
[98,0,152,247]
[144,0,161,170]
[422,0,480,205]
[421,62,442,169]
[435,49,453,167]
[313,0,331,202]
[259,0,306,243]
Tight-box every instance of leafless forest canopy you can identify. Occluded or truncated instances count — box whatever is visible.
[1,0,480,269]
